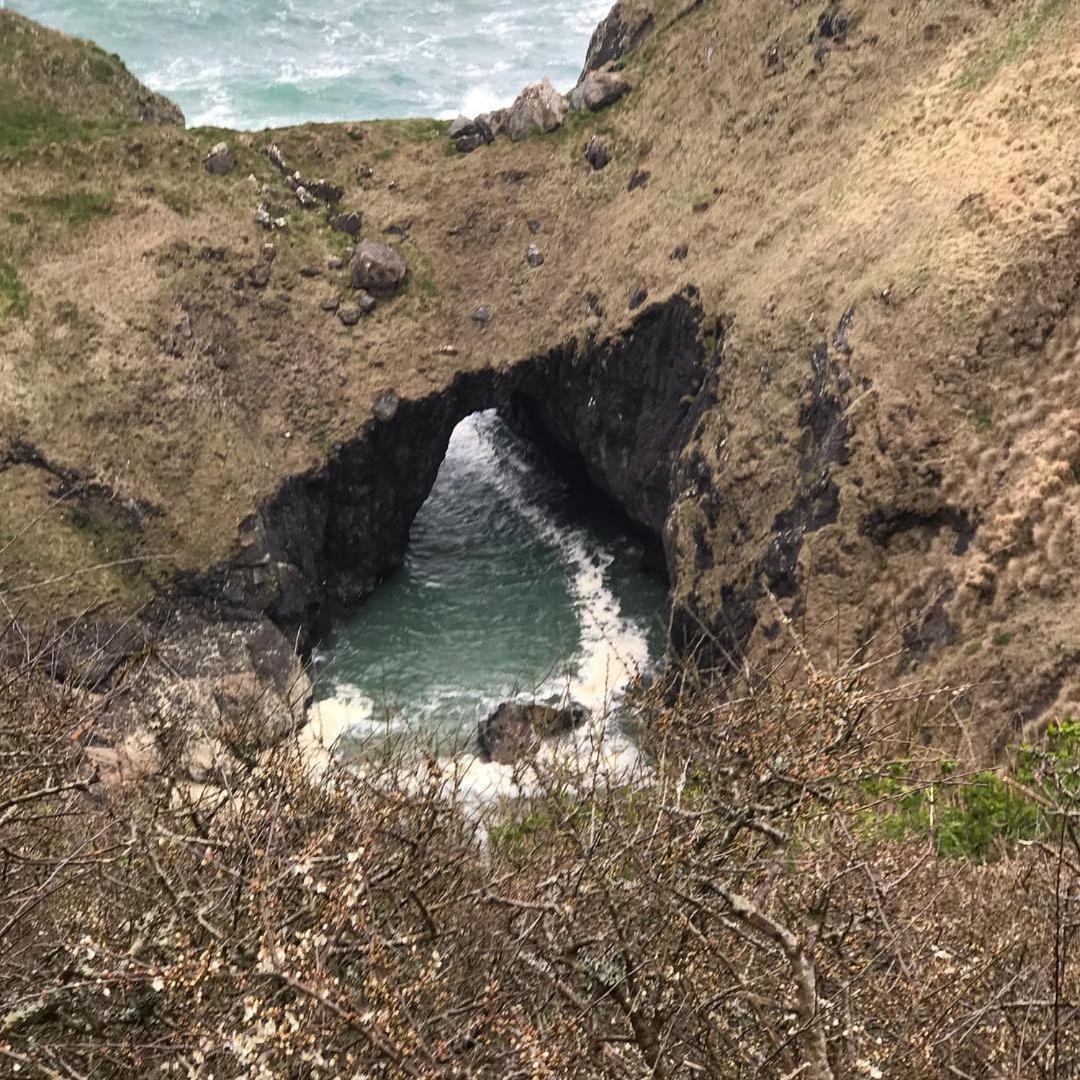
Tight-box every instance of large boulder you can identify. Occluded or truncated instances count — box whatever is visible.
[580,0,655,78]
[506,79,568,142]
[203,141,235,176]
[569,70,630,112]
[351,239,408,294]
[478,701,590,764]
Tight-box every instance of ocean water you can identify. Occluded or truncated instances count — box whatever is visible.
[311,413,668,765]
[5,0,611,129]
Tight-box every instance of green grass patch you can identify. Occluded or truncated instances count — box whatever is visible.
[862,722,1080,861]
[0,261,30,319]
[0,94,129,154]
[25,190,114,226]
[954,0,1071,92]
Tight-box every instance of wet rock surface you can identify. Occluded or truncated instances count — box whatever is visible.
[478,701,590,764]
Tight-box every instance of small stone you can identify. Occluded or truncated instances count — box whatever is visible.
[177,312,193,339]
[526,244,544,268]
[502,169,530,184]
[373,390,400,422]
[203,141,235,176]
[670,243,689,261]
[585,135,610,171]
[327,256,345,270]
[299,266,322,278]
[248,264,271,288]
[388,180,399,191]
[338,306,362,326]
[586,292,604,317]
[261,243,277,262]
[628,170,650,191]
[351,239,408,294]
[471,305,492,325]
[629,286,648,310]
[284,431,292,439]
[320,297,340,312]
[437,344,459,355]
[358,163,374,179]
[527,219,541,234]
[294,186,319,209]
[329,211,362,236]
[266,144,289,173]
[356,291,377,315]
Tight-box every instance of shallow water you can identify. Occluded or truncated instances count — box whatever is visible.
[311,413,668,754]
[6,0,610,129]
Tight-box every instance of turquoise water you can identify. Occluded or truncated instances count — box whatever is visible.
[312,413,667,751]
[5,0,610,129]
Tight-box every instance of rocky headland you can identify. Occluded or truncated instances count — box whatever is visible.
[4,0,1080,768]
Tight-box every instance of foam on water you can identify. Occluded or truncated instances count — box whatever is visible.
[307,412,667,799]
[6,0,613,129]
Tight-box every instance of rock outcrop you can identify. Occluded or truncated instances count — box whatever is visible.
[505,79,568,142]
[478,701,590,764]
[569,70,630,112]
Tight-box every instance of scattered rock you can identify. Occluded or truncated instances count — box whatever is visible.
[628,169,650,191]
[527,219,541,234]
[338,305,362,326]
[586,291,605,317]
[248,264,271,288]
[308,179,344,204]
[327,256,345,271]
[629,286,648,309]
[254,203,287,230]
[502,169,530,184]
[586,135,611,170]
[299,266,322,278]
[569,70,630,112]
[320,297,340,312]
[384,220,411,239]
[448,114,473,139]
[373,390,400,422]
[356,291,377,315]
[329,211,362,236]
[670,243,689,260]
[261,243,277,263]
[177,312,193,339]
[203,141,235,176]
[478,700,591,764]
[357,163,374,179]
[265,144,289,173]
[351,239,408,294]
[471,305,492,326]
[506,78,568,141]
[293,185,319,209]
[526,244,545,268]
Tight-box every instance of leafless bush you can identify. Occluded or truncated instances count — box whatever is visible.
[1,629,1077,1077]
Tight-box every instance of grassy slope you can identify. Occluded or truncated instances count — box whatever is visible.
[2,2,1080,753]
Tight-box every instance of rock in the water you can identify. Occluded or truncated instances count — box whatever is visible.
[506,79,568,142]
[203,141,235,176]
[526,243,544,268]
[351,239,408,294]
[373,389,400,422]
[586,135,611,170]
[569,70,630,112]
[338,305,362,326]
[329,211,362,236]
[478,701,591,765]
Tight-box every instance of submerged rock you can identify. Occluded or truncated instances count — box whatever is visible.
[351,239,408,294]
[569,70,630,112]
[203,141,235,176]
[478,701,591,765]
[506,79,568,141]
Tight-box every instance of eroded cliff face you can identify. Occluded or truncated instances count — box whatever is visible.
[7,1,1080,758]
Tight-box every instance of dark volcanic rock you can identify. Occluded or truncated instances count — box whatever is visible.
[351,239,408,294]
[586,135,611,171]
[580,0,655,78]
[329,211,362,236]
[203,142,235,176]
[478,701,590,764]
